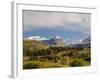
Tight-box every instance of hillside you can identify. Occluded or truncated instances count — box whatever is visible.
[23,38,91,69]
[23,40,49,51]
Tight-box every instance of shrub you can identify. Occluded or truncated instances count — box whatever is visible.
[23,61,40,69]
[23,57,30,61]
[41,61,63,68]
[61,57,69,65]
[70,58,87,67]
[80,53,91,62]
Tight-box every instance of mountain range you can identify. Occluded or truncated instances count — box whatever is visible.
[26,36,66,47]
[70,37,91,48]
[26,36,90,48]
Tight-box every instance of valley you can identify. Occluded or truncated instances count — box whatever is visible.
[23,37,91,69]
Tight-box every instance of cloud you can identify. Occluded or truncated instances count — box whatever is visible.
[28,36,49,41]
[23,11,91,34]
[79,39,83,43]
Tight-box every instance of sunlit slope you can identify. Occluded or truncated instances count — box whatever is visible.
[23,40,49,51]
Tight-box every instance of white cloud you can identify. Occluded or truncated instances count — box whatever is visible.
[28,36,49,41]
[79,39,83,43]
[23,11,91,34]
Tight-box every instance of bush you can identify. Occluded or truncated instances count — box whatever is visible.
[61,57,69,65]
[80,53,91,62]
[23,61,40,69]
[41,61,63,68]
[70,58,87,67]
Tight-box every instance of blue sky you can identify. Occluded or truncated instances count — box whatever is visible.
[23,10,91,44]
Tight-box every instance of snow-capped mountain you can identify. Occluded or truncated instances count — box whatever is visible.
[42,36,66,47]
[27,36,66,47]
[71,37,91,48]
[26,35,91,48]
[81,37,91,44]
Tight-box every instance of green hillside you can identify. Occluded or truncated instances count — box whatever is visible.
[23,40,49,50]
[23,40,91,69]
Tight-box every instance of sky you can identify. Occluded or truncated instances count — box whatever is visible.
[23,10,91,44]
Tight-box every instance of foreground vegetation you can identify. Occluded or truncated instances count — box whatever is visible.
[23,40,91,69]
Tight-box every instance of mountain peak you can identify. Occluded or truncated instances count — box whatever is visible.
[81,37,90,44]
[42,36,66,47]
[55,35,61,39]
